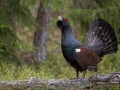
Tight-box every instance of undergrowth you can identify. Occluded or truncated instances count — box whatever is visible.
[0,49,120,80]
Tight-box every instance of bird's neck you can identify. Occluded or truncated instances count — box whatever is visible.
[62,28,74,39]
[61,27,82,47]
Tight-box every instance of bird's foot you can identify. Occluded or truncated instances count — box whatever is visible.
[77,77,84,81]
[89,73,100,81]
[70,77,83,81]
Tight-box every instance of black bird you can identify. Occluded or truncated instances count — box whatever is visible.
[57,16,118,79]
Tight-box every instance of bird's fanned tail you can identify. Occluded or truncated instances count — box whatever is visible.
[86,18,118,57]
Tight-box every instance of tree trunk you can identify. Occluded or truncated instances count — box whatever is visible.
[33,1,50,60]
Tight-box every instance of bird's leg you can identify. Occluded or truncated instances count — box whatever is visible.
[80,70,86,80]
[95,71,100,79]
[76,69,79,78]
[73,70,87,81]
[94,66,99,78]
[82,70,86,78]
[70,69,79,80]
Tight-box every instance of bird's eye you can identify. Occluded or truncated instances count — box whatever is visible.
[58,16,62,21]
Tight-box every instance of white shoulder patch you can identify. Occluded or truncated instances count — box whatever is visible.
[75,49,81,52]
[99,27,102,29]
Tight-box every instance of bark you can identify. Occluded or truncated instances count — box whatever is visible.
[33,1,50,60]
[0,72,120,90]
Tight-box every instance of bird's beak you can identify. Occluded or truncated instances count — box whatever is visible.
[58,16,63,21]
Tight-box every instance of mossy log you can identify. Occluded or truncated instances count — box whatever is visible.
[0,72,120,90]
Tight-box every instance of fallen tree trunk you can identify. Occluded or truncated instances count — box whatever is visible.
[0,72,120,90]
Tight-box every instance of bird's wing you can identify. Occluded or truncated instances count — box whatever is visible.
[74,46,101,71]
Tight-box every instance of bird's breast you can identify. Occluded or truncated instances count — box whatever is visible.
[61,46,76,62]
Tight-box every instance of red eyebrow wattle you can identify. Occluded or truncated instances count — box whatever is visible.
[64,18,68,22]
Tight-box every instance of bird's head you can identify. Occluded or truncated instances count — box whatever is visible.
[57,16,70,30]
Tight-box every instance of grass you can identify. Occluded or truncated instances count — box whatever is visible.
[0,54,76,80]
[101,84,120,90]
[0,50,120,80]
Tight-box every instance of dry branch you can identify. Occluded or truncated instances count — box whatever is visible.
[0,72,120,90]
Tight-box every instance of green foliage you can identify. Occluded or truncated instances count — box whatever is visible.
[49,0,72,11]
[0,25,19,63]
[0,0,37,62]
[68,0,120,43]
[0,24,33,64]
[0,0,37,28]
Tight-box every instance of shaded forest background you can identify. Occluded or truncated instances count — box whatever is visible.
[0,0,120,82]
